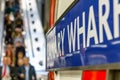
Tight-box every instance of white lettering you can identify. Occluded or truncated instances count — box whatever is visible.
[99,0,113,43]
[57,33,61,56]
[67,19,77,52]
[77,12,86,49]
[114,0,120,38]
[61,28,65,56]
[87,6,98,47]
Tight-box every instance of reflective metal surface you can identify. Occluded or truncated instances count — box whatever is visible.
[0,0,5,65]
[21,0,46,72]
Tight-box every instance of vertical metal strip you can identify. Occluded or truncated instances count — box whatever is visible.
[0,0,5,65]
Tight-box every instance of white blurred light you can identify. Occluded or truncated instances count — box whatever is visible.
[22,31,26,35]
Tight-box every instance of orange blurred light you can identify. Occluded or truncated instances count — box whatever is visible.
[49,71,54,80]
[50,0,56,28]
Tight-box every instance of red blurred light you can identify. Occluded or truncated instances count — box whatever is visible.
[82,70,106,80]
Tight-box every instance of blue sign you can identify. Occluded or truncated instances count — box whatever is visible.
[46,0,120,69]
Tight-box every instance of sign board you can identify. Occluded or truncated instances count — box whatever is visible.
[47,0,120,69]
